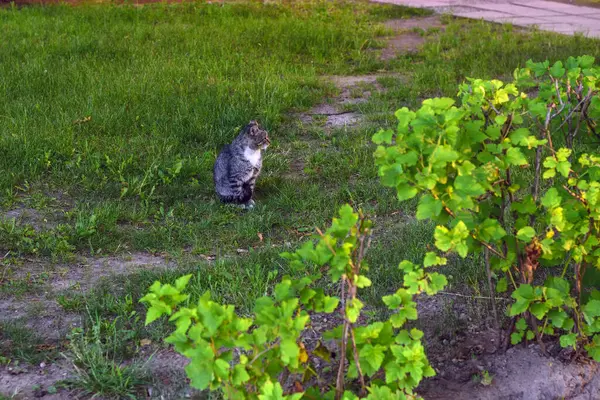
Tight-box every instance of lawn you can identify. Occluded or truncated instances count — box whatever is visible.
[1,0,600,398]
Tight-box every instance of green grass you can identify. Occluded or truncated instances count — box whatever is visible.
[64,316,149,399]
[2,1,600,395]
[0,321,59,364]
[0,0,419,258]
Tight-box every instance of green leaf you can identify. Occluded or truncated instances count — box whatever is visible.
[478,218,507,242]
[583,300,600,324]
[145,305,168,325]
[511,195,537,214]
[359,344,386,373]
[430,145,459,166]
[434,226,452,252]
[346,298,364,323]
[529,302,549,320]
[213,358,230,380]
[258,380,286,400]
[429,273,447,293]
[185,361,213,390]
[557,160,571,177]
[396,183,418,201]
[416,195,443,220]
[280,339,299,366]
[455,175,486,197]
[509,128,531,145]
[526,330,535,341]
[559,333,577,348]
[372,129,394,145]
[516,317,527,331]
[548,309,568,328]
[577,55,595,68]
[423,97,455,109]
[541,188,561,209]
[175,274,193,291]
[511,331,524,345]
[549,61,565,78]
[506,147,528,166]
[232,365,250,386]
[355,275,372,288]
[516,227,536,242]
[322,296,339,313]
[423,252,447,267]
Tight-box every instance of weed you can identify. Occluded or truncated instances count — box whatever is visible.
[64,317,148,399]
[0,321,58,364]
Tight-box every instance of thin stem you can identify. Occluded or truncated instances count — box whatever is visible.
[437,291,512,302]
[335,278,349,400]
[484,248,500,332]
[350,326,366,396]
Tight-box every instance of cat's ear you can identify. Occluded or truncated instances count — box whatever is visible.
[246,120,258,135]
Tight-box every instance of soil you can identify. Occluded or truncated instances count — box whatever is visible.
[381,16,446,60]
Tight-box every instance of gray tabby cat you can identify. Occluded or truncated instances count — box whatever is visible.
[213,120,270,209]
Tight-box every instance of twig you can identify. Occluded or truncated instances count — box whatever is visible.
[436,291,512,302]
[476,238,505,259]
[552,90,590,135]
[484,248,500,333]
[335,284,349,400]
[350,326,366,396]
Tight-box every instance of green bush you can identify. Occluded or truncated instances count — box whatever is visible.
[373,55,600,359]
[142,205,446,399]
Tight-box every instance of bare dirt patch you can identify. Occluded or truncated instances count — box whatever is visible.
[381,16,445,60]
[0,253,174,341]
[0,359,72,400]
[294,74,392,131]
[414,293,600,400]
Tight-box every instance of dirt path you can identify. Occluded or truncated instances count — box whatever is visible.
[373,0,600,38]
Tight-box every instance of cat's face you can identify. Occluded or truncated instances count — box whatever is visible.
[245,120,270,150]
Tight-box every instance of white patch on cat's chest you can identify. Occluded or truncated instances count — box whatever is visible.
[243,147,261,167]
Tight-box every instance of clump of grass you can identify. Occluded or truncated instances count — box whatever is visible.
[63,315,148,399]
[0,321,58,364]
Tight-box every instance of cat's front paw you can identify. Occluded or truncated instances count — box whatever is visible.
[240,199,255,210]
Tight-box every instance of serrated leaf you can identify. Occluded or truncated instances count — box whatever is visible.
[396,183,418,201]
[516,227,536,242]
[145,305,167,325]
[322,296,339,313]
[511,331,524,345]
[355,275,372,288]
[557,160,571,177]
[506,147,528,166]
[423,252,447,267]
[175,274,193,291]
[583,300,600,325]
[529,302,548,320]
[359,344,386,373]
[526,330,535,341]
[550,61,565,78]
[232,365,250,385]
[560,333,577,348]
[541,188,561,209]
[516,317,528,331]
[185,361,213,390]
[373,129,394,145]
[478,218,507,242]
[280,339,299,366]
[416,194,443,220]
